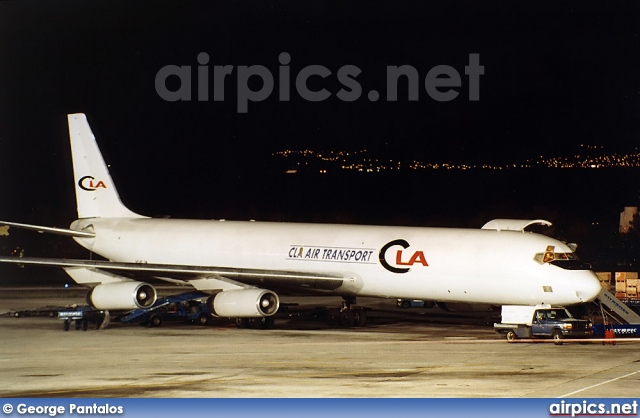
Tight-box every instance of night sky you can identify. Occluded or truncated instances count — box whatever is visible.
[2,1,640,228]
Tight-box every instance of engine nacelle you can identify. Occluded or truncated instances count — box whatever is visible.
[87,281,157,310]
[207,289,279,317]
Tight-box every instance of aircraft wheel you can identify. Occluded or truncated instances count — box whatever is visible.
[340,309,355,328]
[354,308,367,327]
[552,330,563,345]
[247,317,274,330]
[262,316,275,329]
[195,313,209,326]
[256,316,275,329]
[235,317,249,329]
[327,308,341,326]
[401,300,411,309]
[506,330,517,342]
[149,315,162,327]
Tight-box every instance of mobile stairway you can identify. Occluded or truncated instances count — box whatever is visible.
[592,288,640,337]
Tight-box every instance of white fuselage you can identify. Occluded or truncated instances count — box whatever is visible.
[71,218,602,306]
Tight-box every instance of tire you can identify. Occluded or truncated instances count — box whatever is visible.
[82,320,88,331]
[340,309,355,328]
[354,308,367,327]
[327,308,341,326]
[63,319,70,331]
[235,317,249,329]
[552,329,563,345]
[149,315,162,327]
[195,313,209,326]
[264,316,275,329]
[401,300,411,309]
[247,317,275,330]
[506,330,517,342]
[255,316,275,329]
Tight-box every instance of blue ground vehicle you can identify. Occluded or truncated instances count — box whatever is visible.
[396,299,435,309]
[120,291,211,327]
[495,306,592,345]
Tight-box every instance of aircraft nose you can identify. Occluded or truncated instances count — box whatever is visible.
[576,273,602,302]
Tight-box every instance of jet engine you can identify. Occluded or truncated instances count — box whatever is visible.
[207,289,279,317]
[86,281,157,310]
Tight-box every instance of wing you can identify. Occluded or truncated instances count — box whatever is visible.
[0,256,354,295]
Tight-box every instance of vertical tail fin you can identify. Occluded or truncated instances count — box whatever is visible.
[68,113,144,219]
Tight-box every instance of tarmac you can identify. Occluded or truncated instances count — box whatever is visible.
[1,288,639,398]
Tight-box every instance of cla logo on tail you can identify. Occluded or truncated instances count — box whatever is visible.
[379,239,428,274]
[78,176,107,191]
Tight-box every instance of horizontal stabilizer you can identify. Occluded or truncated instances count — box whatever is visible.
[0,220,95,238]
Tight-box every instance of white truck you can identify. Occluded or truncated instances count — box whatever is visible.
[494,305,593,345]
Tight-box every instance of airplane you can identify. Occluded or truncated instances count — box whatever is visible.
[0,113,603,328]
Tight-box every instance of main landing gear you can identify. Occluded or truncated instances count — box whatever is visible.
[235,316,276,330]
[327,297,367,328]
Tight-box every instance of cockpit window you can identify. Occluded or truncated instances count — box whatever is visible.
[534,245,578,264]
[549,260,592,270]
[533,245,591,269]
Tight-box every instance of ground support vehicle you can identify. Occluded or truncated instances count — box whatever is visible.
[494,305,592,345]
[120,291,211,327]
[58,306,106,331]
[587,290,640,340]
[396,299,435,309]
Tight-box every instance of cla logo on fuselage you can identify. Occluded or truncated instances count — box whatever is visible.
[78,176,107,191]
[379,239,428,274]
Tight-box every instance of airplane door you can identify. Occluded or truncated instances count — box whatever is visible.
[531,310,548,336]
